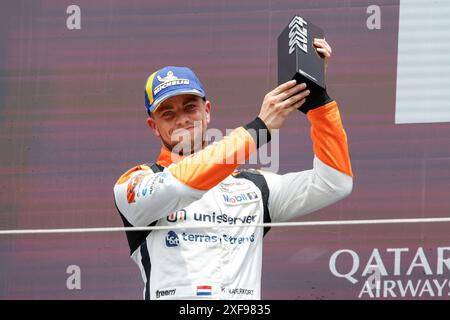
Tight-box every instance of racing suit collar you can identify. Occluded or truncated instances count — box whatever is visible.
[156,146,185,167]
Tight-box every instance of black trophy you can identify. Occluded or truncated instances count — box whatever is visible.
[278,15,329,113]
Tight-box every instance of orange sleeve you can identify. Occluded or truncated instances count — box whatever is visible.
[307,101,353,177]
[168,126,258,190]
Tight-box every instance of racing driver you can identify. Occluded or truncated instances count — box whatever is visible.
[113,38,353,299]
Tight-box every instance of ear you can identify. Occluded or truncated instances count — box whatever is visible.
[146,117,160,137]
[204,100,212,124]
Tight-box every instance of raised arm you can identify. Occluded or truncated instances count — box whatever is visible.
[262,38,353,222]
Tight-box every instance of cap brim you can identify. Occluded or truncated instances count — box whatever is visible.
[151,89,205,113]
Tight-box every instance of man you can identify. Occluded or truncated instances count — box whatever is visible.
[113,38,353,300]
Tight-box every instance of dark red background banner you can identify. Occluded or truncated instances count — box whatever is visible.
[1,0,449,299]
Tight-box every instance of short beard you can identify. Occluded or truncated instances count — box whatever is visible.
[162,138,206,156]
[165,123,206,156]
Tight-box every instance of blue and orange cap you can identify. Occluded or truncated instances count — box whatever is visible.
[144,66,206,115]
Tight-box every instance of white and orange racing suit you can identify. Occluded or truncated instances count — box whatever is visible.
[113,100,353,300]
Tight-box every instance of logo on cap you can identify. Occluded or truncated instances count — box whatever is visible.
[153,70,190,96]
[157,70,178,82]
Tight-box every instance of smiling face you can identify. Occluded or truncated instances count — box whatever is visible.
[146,94,211,155]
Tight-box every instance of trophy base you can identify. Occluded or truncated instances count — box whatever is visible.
[293,72,332,114]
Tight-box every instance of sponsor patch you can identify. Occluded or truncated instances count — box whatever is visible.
[127,171,163,204]
[155,288,176,299]
[222,191,259,205]
[165,231,180,247]
[164,231,256,247]
[166,211,257,225]
[126,172,150,204]
[167,209,187,223]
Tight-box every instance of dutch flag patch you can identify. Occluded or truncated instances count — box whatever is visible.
[196,285,212,296]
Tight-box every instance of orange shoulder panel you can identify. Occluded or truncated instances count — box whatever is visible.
[168,127,256,190]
